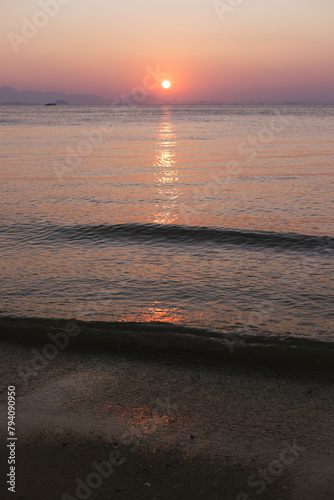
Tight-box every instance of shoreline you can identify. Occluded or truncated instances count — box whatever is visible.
[1,316,334,370]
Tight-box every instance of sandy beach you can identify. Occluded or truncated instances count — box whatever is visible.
[1,324,333,500]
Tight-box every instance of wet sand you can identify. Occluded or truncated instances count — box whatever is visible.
[0,338,334,499]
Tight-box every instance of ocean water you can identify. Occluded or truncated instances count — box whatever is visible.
[0,104,333,361]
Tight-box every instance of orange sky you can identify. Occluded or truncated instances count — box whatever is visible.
[2,0,334,102]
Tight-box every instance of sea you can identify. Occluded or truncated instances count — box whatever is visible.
[0,104,333,366]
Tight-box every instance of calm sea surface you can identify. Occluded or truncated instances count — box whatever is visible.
[0,104,333,347]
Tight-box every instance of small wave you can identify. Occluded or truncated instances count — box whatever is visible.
[1,317,334,369]
[2,222,333,253]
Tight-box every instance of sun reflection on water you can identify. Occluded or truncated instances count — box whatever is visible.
[119,302,185,324]
[151,107,180,225]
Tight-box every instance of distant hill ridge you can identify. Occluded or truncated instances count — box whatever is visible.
[0,86,169,105]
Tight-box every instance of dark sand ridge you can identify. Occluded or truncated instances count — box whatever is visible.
[0,322,334,500]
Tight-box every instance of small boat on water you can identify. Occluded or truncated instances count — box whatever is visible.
[45,102,56,106]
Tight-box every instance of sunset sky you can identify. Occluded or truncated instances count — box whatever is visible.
[2,0,334,102]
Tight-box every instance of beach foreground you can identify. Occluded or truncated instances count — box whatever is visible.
[1,323,334,500]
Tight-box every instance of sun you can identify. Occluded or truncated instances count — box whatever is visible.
[162,80,171,89]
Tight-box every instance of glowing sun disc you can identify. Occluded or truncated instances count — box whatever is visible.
[162,80,171,89]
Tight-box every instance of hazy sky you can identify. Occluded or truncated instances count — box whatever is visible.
[2,0,334,102]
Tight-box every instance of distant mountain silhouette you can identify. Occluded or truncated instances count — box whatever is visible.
[0,86,111,105]
[0,86,170,105]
